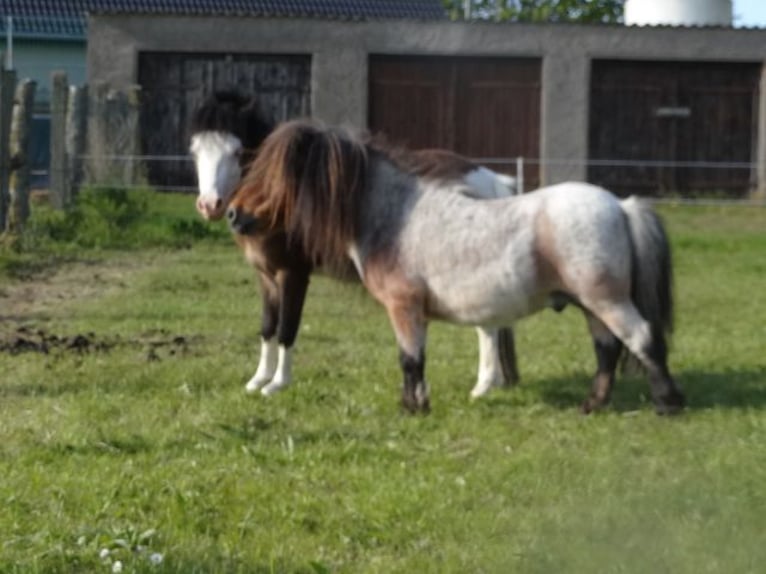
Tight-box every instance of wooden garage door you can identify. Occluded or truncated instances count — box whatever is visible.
[138,52,311,189]
[369,56,541,185]
[589,60,760,197]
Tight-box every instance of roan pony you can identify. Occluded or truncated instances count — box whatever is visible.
[190,92,520,398]
[225,119,686,414]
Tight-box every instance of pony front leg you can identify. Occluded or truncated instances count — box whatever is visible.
[245,338,280,393]
[384,302,429,413]
[260,265,311,397]
[400,348,428,413]
[245,274,280,394]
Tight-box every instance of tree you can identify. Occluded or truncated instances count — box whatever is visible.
[444,0,624,24]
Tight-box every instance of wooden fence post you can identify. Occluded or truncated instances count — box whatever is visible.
[66,84,88,201]
[124,84,143,187]
[85,82,145,189]
[85,81,109,185]
[7,79,36,233]
[0,69,16,231]
[49,71,69,209]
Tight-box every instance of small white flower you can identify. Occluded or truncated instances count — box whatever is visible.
[99,548,111,560]
[77,535,87,546]
[112,560,123,573]
[149,552,164,565]
[455,476,466,487]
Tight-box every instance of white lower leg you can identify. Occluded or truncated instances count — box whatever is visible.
[261,345,293,396]
[471,327,503,399]
[245,338,278,394]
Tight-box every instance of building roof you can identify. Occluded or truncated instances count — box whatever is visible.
[0,0,448,40]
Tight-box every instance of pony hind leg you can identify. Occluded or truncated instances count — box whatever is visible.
[498,327,520,386]
[581,313,622,414]
[587,300,684,414]
[471,326,507,399]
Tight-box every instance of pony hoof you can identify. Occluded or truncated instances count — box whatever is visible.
[260,380,289,397]
[654,391,685,415]
[401,398,431,414]
[245,378,269,394]
[580,396,609,414]
[401,383,431,414]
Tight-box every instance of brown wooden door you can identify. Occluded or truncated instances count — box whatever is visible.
[369,56,541,185]
[138,52,311,189]
[589,60,760,197]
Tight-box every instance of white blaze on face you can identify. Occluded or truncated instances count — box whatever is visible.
[190,131,243,220]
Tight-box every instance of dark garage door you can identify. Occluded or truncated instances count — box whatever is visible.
[589,60,760,197]
[138,52,311,189]
[369,56,541,186]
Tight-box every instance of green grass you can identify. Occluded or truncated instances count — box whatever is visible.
[0,196,765,572]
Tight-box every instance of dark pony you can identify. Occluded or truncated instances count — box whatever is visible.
[229,119,684,414]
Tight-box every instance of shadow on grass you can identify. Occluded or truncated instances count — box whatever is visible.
[534,367,766,412]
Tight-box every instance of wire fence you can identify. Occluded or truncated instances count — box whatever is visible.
[29,154,766,207]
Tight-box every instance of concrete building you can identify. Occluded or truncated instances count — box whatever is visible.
[87,14,766,196]
[2,0,447,186]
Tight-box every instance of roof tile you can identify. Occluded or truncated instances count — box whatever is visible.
[0,0,447,39]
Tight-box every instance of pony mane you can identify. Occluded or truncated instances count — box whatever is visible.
[234,119,368,272]
[367,136,476,181]
[191,91,273,152]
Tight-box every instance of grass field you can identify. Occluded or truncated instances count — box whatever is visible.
[0,194,764,573]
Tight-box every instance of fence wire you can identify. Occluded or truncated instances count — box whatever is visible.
[33,154,766,206]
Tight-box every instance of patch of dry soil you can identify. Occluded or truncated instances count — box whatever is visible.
[0,255,193,359]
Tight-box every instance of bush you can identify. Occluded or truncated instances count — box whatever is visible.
[25,187,228,250]
[0,188,230,277]
[29,187,150,248]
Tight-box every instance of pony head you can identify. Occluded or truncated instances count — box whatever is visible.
[189,91,272,220]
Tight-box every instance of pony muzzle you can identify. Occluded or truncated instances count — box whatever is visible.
[226,205,260,235]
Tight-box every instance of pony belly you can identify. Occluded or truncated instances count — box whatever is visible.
[425,274,543,326]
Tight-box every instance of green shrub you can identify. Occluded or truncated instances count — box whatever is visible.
[1,188,230,278]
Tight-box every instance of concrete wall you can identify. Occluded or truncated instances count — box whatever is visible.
[87,15,766,187]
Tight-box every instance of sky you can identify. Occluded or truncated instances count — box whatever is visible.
[733,0,766,27]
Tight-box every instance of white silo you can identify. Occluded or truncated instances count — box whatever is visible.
[624,0,732,26]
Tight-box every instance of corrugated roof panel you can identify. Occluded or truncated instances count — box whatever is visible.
[0,0,446,39]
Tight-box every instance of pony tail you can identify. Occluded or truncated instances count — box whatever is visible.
[620,197,674,341]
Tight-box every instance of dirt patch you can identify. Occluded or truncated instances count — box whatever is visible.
[0,326,195,361]
[0,254,197,361]
[0,255,147,320]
